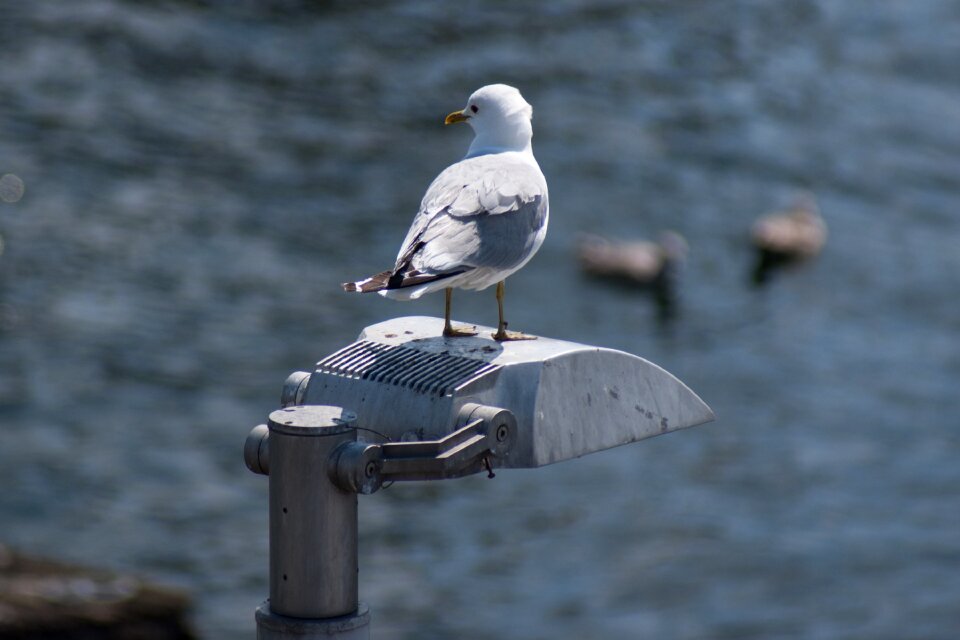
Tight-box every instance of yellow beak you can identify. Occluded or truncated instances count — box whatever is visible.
[444,110,470,125]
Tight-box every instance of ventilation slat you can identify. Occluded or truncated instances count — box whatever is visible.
[314,341,500,396]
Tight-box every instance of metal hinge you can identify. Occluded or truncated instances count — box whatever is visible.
[328,403,516,494]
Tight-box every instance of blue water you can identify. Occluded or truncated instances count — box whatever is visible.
[1,1,959,638]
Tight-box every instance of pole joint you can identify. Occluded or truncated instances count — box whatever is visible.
[329,403,516,494]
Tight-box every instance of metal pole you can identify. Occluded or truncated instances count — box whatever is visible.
[252,405,370,640]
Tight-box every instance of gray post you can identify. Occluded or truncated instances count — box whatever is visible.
[251,405,370,640]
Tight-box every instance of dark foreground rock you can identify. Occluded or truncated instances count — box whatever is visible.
[0,544,196,640]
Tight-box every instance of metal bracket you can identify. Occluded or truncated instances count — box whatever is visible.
[328,403,516,494]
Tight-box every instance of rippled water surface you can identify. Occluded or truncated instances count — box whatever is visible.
[2,1,959,638]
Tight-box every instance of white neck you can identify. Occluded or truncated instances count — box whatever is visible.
[465,115,534,158]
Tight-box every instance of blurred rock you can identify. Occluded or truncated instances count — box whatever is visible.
[0,544,196,640]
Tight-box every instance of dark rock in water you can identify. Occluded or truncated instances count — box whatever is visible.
[750,193,827,285]
[0,544,196,640]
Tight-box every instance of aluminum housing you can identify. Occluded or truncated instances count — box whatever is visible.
[300,316,714,468]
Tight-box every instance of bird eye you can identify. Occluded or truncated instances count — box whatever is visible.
[470,105,479,113]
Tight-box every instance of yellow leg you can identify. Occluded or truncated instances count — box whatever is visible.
[492,280,537,341]
[444,287,452,332]
[442,288,477,338]
[495,281,506,336]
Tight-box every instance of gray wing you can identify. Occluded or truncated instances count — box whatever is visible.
[394,155,549,276]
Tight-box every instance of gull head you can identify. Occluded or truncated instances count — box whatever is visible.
[445,84,534,156]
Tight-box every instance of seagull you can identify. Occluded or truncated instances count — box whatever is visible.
[343,84,549,341]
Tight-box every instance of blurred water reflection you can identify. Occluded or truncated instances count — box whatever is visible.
[1,1,959,638]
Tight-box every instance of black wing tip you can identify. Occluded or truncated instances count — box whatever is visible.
[343,268,468,294]
[343,271,393,293]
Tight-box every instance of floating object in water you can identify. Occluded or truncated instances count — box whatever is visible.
[576,231,688,319]
[750,193,826,284]
[577,231,687,286]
